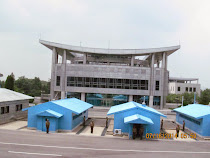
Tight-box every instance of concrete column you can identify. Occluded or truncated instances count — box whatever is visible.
[157,60,160,68]
[129,95,133,102]
[162,52,166,68]
[81,93,85,101]
[61,50,67,99]
[149,54,155,108]
[61,91,66,99]
[160,52,166,109]
[131,56,135,66]
[83,53,87,64]
[50,47,57,100]
[149,96,154,107]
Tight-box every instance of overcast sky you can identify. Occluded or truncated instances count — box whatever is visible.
[0,0,210,89]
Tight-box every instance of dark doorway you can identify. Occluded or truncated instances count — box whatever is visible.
[133,124,143,138]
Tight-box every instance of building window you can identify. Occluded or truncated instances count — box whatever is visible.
[5,106,9,113]
[1,107,5,114]
[16,105,18,111]
[186,87,188,92]
[178,87,181,91]
[190,87,192,92]
[67,76,148,90]
[66,92,81,99]
[56,76,60,86]
[155,81,159,91]
[153,96,160,106]
[86,93,128,106]
[16,104,22,111]
[193,88,196,92]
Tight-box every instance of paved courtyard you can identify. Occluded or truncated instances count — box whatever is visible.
[0,107,207,142]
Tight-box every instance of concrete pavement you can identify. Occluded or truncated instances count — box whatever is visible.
[0,129,210,158]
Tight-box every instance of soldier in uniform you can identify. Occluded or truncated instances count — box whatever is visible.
[161,119,163,130]
[139,126,144,140]
[176,125,180,138]
[83,116,86,127]
[183,120,185,131]
[132,125,137,139]
[105,117,108,128]
[90,120,94,133]
[45,119,50,134]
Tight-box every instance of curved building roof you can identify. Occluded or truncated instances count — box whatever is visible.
[169,77,199,82]
[40,39,180,56]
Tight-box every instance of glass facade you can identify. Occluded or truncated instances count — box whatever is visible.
[133,95,149,105]
[133,95,160,106]
[153,96,160,106]
[66,92,81,99]
[67,76,148,90]
[86,93,128,106]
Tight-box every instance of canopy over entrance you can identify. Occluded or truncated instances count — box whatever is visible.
[124,114,154,125]
[36,109,63,118]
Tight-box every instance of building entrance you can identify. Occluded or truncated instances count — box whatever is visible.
[133,124,144,139]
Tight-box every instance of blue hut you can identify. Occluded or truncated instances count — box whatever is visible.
[22,98,93,132]
[173,104,210,136]
[107,101,166,139]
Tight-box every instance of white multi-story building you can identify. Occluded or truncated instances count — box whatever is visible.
[168,77,201,96]
[40,40,180,109]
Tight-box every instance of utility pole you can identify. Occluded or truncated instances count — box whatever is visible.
[194,92,196,104]
[182,96,184,107]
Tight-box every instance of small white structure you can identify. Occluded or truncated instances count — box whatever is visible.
[168,77,201,96]
[0,88,33,124]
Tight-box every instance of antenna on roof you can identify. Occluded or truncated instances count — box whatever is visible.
[80,41,82,47]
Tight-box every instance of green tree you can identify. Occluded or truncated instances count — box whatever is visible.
[41,79,50,94]
[0,80,5,88]
[166,92,199,106]
[198,89,210,105]
[15,76,31,95]
[182,92,195,106]
[5,73,15,90]
[31,77,42,96]
[15,76,47,97]
[166,94,182,103]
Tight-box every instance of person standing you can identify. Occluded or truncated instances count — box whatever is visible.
[90,120,94,134]
[132,125,137,139]
[183,120,185,131]
[45,119,50,134]
[83,116,86,127]
[161,119,163,130]
[176,125,180,138]
[139,126,144,140]
[105,117,109,128]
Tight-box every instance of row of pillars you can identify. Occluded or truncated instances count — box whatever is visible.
[148,52,168,109]
[51,48,168,109]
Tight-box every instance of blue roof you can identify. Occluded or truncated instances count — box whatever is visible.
[173,104,210,119]
[36,109,63,118]
[51,98,93,115]
[107,102,137,115]
[22,98,93,115]
[107,101,166,117]
[124,114,154,125]
[134,102,166,117]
